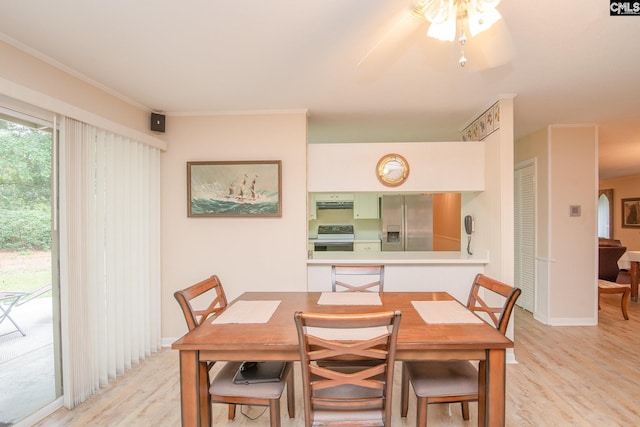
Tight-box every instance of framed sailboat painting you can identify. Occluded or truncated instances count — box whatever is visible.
[187,160,282,217]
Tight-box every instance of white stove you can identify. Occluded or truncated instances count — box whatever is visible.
[315,225,354,251]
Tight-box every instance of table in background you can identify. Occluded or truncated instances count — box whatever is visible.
[172,291,513,427]
[618,250,640,301]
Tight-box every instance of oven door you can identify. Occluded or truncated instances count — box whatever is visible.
[314,241,354,252]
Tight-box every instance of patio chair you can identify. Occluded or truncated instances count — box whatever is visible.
[0,283,52,337]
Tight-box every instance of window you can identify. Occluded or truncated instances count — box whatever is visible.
[598,189,614,238]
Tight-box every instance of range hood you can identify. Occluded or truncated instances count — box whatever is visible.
[316,201,354,210]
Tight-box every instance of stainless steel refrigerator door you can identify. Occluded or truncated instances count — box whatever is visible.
[381,195,404,251]
[404,194,433,251]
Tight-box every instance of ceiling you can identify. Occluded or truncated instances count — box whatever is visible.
[1,0,639,179]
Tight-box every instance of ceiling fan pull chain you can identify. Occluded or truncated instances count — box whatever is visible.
[458,27,467,67]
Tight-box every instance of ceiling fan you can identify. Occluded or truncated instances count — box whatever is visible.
[357,0,514,73]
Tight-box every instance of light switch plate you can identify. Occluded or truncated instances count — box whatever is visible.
[569,205,581,217]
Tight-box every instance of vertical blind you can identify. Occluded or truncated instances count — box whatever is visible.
[59,117,161,407]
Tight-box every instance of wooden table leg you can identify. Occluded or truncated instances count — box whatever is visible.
[481,349,506,427]
[199,362,212,426]
[477,359,486,427]
[179,350,205,427]
[631,261,639,302]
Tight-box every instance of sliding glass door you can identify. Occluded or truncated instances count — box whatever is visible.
[0,112,61,425]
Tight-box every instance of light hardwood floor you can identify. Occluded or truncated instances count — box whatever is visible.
[34,294,640,426]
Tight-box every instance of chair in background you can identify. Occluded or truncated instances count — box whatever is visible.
[294,310,401,427]
[174,275,294,427]
[331,265,384,292]
[598,279,630,320]
[400,274,521,426]
[0,283,52,337]
[598,238,627,282]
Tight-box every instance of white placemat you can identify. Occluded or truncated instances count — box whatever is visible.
[317,292,382,306]
[212,300,281,324]
[411,300,484,324]
[307,326,389,341]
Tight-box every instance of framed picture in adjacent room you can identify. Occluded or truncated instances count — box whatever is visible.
[187,160,282,217]
[622,197,640,228]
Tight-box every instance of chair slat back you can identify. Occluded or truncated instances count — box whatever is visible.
[174,275,228,331]
[467,274,521,334]
[331,265,384,293]
[294,310,401,427]
[15,283,52,306]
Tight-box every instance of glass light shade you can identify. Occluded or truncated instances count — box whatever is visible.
[420,0,455,24]
[467,7,501,37]
[427,17,457,41]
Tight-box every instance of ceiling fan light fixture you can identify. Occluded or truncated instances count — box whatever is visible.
[415,0,502,66]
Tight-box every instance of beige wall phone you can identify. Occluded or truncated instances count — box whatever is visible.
[465,215,474,255]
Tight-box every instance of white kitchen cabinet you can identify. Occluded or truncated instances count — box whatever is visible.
[354,241,381,252]
[354,193,379,219]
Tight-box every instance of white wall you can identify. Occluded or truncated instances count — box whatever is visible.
[308,141,485,192]
[515,124,598,325]
[160,113,308,339]
[548,125,598,324]
[0,41,156,141]
[461,97,517,348]
[458,97,515,283]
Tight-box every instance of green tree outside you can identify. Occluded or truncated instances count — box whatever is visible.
[0,118,52,251]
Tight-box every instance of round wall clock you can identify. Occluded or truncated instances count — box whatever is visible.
[376,153,409,187]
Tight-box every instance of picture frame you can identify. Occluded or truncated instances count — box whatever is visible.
[621,197,640,228]
[187,160,282,217]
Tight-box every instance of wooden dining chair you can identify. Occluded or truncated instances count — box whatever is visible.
[400,273,521,426]
[331,265,384,292]
[174,275,295,427]
[294,310,401,427]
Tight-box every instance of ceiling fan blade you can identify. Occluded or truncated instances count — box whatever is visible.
[461,19,515,71]
[357,8,425,76]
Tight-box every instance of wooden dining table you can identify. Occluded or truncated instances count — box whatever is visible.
[171,291,514,427]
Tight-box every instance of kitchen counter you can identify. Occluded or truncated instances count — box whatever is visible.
[307,250,489,265]
[307,251,489,303]
[308,238,381,242]
[307,251,489,301]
